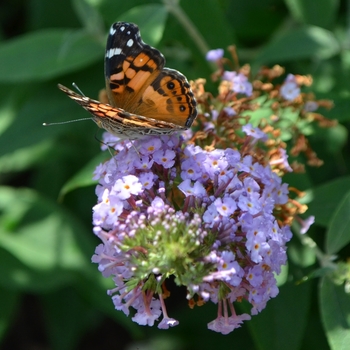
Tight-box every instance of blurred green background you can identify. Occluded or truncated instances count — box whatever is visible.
[1,0,350,349]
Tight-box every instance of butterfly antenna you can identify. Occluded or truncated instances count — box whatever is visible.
[94,133,118,162]
[129,139,141,158]
[43,118,92,127]
[72,82,86,96]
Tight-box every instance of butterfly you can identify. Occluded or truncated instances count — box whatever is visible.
[58,22,197,139]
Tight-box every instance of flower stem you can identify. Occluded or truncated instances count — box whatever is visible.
[162,0,210,56]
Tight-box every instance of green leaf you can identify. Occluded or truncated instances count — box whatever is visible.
[0,82,100,173]
[254,26,340,65]
[0,29,103,83]
[246,281,312,350]
[0,84,61,157]
[226,0,283,40]
[72,0,105,39]
[321,94,350,123]
[75,275,143,338]
[42,288,101,350]
[275,263,289,286]
[0,85,19,136]
[310,124,348,155]
[288,238,316,268]
[0,287,20,338]
[59,151,110,200]
[307,176,350,227]
[0,186,94,272]
[116,4,168,46]
[320,276,350,350]
[0,139,54,174]
[326,191,350,254]
[99,0,150,25]
[285,0,340,28]
[0,247,77,291]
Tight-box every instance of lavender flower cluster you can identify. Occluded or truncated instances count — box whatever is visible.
[91,129,292,334]
[206,48,301,101]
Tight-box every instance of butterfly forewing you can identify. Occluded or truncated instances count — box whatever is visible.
[105,22,165,113]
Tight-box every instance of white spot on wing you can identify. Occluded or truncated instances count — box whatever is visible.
[127,39,133,47]
[120,26,125,32]
[110,26,116,35]
[106,47,122,58]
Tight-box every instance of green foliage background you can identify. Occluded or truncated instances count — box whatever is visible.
[0,0,350,349]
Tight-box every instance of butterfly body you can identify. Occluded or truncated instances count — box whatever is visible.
[59,22,197,139]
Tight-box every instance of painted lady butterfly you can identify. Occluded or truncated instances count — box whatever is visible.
[58,22,197,139]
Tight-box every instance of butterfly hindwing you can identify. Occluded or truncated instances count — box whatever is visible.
[137,68,197,126]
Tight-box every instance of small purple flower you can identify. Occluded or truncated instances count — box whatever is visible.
[112,175,143,199]
[233,76,253,96]
[151,196,166,210]
[153,149,176,168]
[93,189,122,226]
[178,179,207,197]
[247,265,264,287]
[203,122,216,132]
[139,172,155,189]
[223,106,236,116]
[131,299,162,326]
[211,109,219,121]
[207,304,251,335]
[274,148,293,172]
[134,156,154,170]
[93,162,107,180]
[299,215,315,234]
[223,71,253,96]
[139,137,162,155]
[243,177,260,195]
[237,191,262,215]
[280,74,300,101]
[100,132,121,151]
[304,101,318,112]
[158,317,179,329]
[214,197,237,216]
[274,181,289,204]
[222,71,237,81]
[202,203,218,225]
[181,158,202,180]
[242,123,268,141]
[206,48,224,61]
[225,148,241,166]
[217,251,243,285]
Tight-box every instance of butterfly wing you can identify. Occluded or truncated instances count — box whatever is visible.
[105,22,197,128]
[58,21,197,138]
[57,84,186,139]
[139,68,197,127]
[105,22,165,113]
